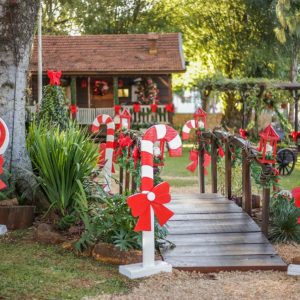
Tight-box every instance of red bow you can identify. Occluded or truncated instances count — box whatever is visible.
[218,145,225,158]
[150,103,157,113]
[114,105,121,114]
[132,146,140,168]
[165,103,175,113]
[291,131,300,141]
[133,103,141,113]
[127,181,174,231]
[186,149,198,173]
[0,156,6,190]
[203,152,211,176]
[239,128,247,139]
[116,134,133,158]
[69,104,78,117]
[47,70,62,86]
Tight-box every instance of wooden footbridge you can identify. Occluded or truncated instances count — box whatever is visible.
[120,129,287,272]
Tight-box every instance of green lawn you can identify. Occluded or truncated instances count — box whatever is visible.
[0,230,132,300]
[279,157,300,190]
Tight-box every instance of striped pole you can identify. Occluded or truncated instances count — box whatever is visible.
[91,114,115,191]
[182,119,204,140]
[141,124,182,268]
[0,118,9,190]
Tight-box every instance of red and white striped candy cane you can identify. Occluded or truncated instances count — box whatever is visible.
[140,124,182,268]
[0,118,9,190]
[91,114,115,191]
[182,119,205,140]
[141,124,182,191]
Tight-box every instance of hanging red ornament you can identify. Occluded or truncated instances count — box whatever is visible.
[114,105,121,114]
[133,103,141,113]
[239,128,248,139]
[81,79,87,89]
[203,152,211,176]
[150,103,157,113]
[165,103,175,113]
[127,181,174,231]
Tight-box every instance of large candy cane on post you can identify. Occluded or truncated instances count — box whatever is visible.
[0,118,9,190]
[91,114,115,191]
[182,119,204,141]
[120,124,182,279]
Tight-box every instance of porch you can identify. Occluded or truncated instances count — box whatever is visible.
[26,104,170,125]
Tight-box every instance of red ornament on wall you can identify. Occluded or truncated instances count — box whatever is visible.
[165,103,175,113]
[81,79,87,89]
[150,103,157,113]
[133,102,141,113]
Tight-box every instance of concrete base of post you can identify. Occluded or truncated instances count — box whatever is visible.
[119,261,172,279]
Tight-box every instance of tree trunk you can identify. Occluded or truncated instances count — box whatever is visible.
[289,40,298,124]
[0,1,39,186]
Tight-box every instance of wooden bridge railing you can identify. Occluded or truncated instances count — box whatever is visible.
[198,129,275,236]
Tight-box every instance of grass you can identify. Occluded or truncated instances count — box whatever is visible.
[0,230,132,300]
[161,143,300,191]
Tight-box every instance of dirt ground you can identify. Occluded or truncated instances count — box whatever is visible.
[84,238,300,300]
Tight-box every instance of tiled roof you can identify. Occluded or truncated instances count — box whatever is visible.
[30,33,185,74]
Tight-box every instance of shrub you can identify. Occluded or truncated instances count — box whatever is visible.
[269,191,300,243]
[38,85,69,128]
[27,121,98,219]
[81,194,168,251]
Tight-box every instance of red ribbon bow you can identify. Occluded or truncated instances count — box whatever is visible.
[291,131,300,141]
[132,146,140,168]
[127,181,174,231]
[186,149,198,173]
[133,103,141,113]
[239,128,247,140]
[203,152,211,176]
[47,70,62,86]
[0,156,6,190]
[218,145,225,158]
[150,103,157,113]
[165,103,175,113]
[114,105,121,114]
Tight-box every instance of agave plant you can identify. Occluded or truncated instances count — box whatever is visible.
[27,121,98,217]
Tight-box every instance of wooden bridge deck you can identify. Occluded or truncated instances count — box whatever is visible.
[160,193,287,272]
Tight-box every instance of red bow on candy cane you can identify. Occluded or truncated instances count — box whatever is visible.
[47,70,62,86]
[114,105,121,114]
[186,149,198,173]
[127,181,174,231]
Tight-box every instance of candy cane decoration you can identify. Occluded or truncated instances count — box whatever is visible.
[120,124,182,279]
[91,114,115,191]
[182,119,204,141]
[0,118,9,190]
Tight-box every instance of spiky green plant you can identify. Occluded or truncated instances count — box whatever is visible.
[27,121,98,217]
[269,192,300,243]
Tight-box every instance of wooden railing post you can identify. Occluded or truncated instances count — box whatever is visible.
[211,137,218,193]
[225,142,232,199]
[262,186,270,236]
[199,139,205,194]
[119,167,124,194]
[242,150,252,215]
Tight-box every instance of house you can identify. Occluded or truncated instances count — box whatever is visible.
[29,33,185,124]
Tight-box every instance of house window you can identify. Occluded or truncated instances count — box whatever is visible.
[118,88,129,98]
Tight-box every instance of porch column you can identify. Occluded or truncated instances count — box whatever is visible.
[113,76,119,105]
[70,76,77,105]
[88,77,91,108]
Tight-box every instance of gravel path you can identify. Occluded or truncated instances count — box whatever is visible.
[84,244,300,300]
